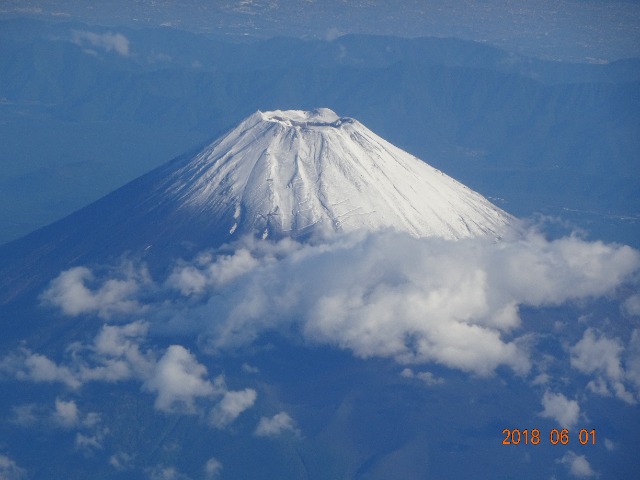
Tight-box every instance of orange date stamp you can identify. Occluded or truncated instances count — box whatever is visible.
[502,428,596,445]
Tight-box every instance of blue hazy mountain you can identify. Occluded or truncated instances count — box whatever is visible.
[0,18,638,246]
[3,0,640,61]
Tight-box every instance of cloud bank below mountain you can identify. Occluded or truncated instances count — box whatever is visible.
[36,228,640,385]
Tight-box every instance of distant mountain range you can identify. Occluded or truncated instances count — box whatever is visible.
[0,19,638,247]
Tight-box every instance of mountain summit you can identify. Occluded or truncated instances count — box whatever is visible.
[160,108,512,240]
[0,108,512,301]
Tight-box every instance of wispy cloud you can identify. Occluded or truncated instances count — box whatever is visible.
[204,457,223,479]
[109,451,135,471]
[0,454,27,480]
[72,30,131,56]
[400,368,444,386]
[147,464,193,480]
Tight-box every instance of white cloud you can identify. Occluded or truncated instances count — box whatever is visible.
[1,348,81,389]
[0,454,27,480]
[540,391,580,429]
[10,404,39,427]
[167,248,260,295]
[73,30,130,56]
[83,321,155,382]
[254,411,300,437]
[39,230,639,380]
[209,388,257,429]
[1,321,154,389]
[559,451,596,478]
[192,231,638,376]
[325,26,344,41]
[53,398,80,428]
[625,330,640,394]
[166,265,207,296]
[109,451,134,471]
[241,363,259,374]
[147,465,192,480]
[2,324,256,428]
[570,328,635,404]
[40,265,146,319]
[204,457,223,479]
[400,368,444,386]
[75,430,106,452]
[622,293,640,316]
[143,345,215,413]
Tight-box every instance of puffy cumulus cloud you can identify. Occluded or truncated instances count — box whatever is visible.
[559,451,596,478]
[540,391,580,429]
[53,398,80,428]
[204,457,223,479]
[0,321,153,389]
[143,345,216,413]
[10,398,106,453]
[73,30,130,56]
[254,411,300,438]
[209,388,257,429]
[1,348,81,388]
[166,248,263,296]
[142,347,257,425]
[85,320,155,381]
[52,399,102,437]
[42,230,638,378]
[570,328,636,404]
[0,454,27,480]
[40,265,148,319]
[181,231,638,376]
[1,323,256,428]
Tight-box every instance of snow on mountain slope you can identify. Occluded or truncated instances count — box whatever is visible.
[161,108,512,240]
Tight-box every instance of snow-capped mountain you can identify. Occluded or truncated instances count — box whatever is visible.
[161,108,512,240]
[0,108,512,302]
[1,108,639,480]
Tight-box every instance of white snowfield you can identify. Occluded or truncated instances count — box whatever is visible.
[166,108,513,240]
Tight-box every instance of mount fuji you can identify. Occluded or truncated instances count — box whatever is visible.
[0,108,512,303]
[1,109,639,480]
